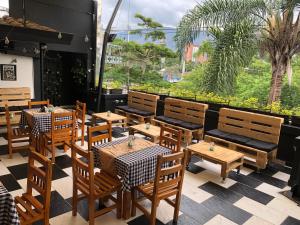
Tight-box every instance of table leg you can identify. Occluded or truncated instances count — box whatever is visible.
[221,163,228,182]
[122,191,131,219]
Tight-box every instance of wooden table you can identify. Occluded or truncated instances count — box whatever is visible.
[187,141,244,181]
[92,112,127,127]
[92,137,171,219]
[128,124,163,143]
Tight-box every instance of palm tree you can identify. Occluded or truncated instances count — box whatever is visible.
[175,0,300,104]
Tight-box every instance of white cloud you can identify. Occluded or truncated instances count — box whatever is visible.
[101,0,200,30]
[0,0,8,8]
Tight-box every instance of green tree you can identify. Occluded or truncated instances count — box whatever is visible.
[175,0,300,103]
[131,13,166,41]
[194,40,214,59]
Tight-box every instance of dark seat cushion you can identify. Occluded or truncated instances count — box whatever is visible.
[156,115,203,130]
[206,129,231,139]
[245,139,277,152]
[115,105,154,117]
[225,133,252,145]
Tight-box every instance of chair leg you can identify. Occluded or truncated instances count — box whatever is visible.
[173,193,181,223]
[88,197,95,225]
[51,144,55,163]
[44,208,50,225]
[131,189,136,217]
[117,190,122,219]
[150,199,158,225]
[81,127,85,146]
[72,184,78,216]
[8,141,12,159]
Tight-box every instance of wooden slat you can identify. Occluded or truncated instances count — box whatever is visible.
[127,91,159,114]
[218,108,284,144]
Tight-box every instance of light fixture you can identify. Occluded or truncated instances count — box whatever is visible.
[58,32,62,40]
[33,48,40,55]
[10,58,17,64]
[4,36,9,45]
[84,34,89,43]
[22,48,27,53]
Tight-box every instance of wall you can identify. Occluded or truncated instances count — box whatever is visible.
[0,53,34,98]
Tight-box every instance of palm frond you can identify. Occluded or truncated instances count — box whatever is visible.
[174,0,266,53]
[200,20,258,95]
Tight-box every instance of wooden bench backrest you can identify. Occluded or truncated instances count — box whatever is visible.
[0,87,31,107]
[164,98,208,125]
[218,108,284,144]
[128,91,159,114]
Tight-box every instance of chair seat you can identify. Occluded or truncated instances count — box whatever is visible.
[15,193,44,224]
[78,171,121,198]
[116,105,154,117]
[137,182,179,200]
[156,116,203,130]
[206,129,277,152]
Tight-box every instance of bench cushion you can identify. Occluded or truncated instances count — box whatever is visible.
[226,134,252,145]
[156,116,203,130]
[206,129,231,139]
[245,139,277,152]
[116,105,154,117]
[205,129,277,153]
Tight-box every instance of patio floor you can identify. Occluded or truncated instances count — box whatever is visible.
[0,118,299,225]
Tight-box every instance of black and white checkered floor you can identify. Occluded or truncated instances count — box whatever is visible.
[0,122,300,225]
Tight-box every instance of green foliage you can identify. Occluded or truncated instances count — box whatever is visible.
[194,40,214,58]
[130,13,166,41]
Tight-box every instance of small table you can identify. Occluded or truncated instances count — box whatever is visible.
[92,112,127,127]
[128,124,162,143]
[187,141,244,181]
[92,137,171,219]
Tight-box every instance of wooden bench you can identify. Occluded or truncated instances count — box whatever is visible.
[152,98,208,145]
[205,108,284,170]
[0,87,31,126]
[115,91,159,125]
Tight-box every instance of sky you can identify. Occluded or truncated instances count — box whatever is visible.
[101,0,200,30]
[0,0,8,8]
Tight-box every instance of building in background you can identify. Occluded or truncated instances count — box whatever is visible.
[184,43,208,63]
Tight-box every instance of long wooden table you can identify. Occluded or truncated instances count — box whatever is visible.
[187,141,244,181]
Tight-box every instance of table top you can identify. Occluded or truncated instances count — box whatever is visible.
[130,124,161,137]
[92,112,126,122]
[92,137,171,190]
[187,141,244,163]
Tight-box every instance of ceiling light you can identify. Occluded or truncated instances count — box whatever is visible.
[58,32,62,40]
[4,36,9,45]
[84,34,89,43]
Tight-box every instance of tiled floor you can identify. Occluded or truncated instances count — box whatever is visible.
[0,121,300,225]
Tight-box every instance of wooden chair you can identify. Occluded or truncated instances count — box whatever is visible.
[75,100,86,146]
[15,149,52,225]
[71,144,122,225]
[5,105,30,158]
[28,99,50,109]
[159,125,182,153]
[87,124,112,151]
[43,111,76,163]
[131,150,187,225]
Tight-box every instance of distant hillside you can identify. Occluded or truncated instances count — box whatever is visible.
[115,30,209,50]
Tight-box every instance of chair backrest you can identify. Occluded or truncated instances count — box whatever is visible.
[88,124,112,151]
[0,87,31,126]
[153,151,187,198]
[71,144,95,195]
[159,126,182,153]
[164,98,208,126]
[75,100,86,124]
[28,99,50,109]
[218,108,284,144]
[51,111,76,143]
[128,91,159,114]
[26,150,52,208]
[4,104,12,134]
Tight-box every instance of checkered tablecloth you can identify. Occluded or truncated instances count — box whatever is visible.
[20,108,75,137]
[0,183,20,225]
[92,138,171,191]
